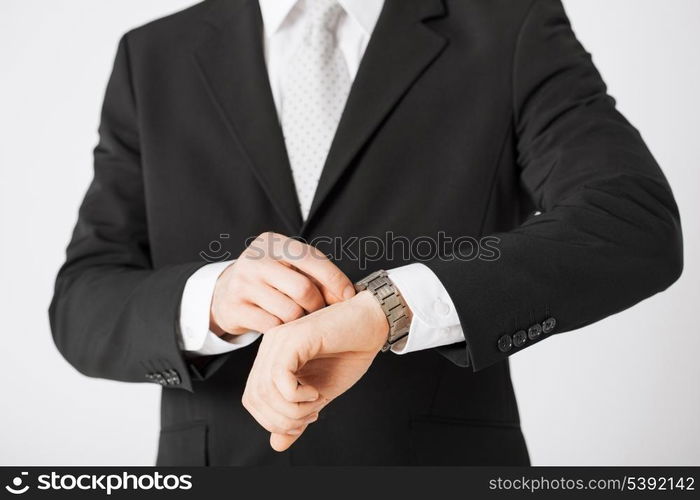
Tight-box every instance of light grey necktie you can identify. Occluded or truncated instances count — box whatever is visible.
[280,0,352,220]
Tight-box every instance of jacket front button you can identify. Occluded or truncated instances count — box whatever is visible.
[528,323,542,340]
[542,317,557,334]
[497,334,513,353]
[513,330,527,347]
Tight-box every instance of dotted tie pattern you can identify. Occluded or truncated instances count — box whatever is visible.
[280,0,352,220]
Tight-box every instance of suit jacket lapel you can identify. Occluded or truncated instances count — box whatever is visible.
[302,0,448,230]
[193,0,303,234]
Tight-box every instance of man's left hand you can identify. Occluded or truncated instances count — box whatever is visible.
[241,290,389,451]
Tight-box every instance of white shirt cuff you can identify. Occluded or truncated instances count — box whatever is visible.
[192,330,261,357]
[386,263,465,354]
[179,260,261,356]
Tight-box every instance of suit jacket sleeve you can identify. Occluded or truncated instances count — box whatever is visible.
[428,0,683,371]
[49,35,218,392]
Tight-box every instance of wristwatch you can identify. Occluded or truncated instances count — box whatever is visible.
[354,270,411,352]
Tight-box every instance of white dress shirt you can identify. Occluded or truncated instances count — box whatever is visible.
[178,0,465,356]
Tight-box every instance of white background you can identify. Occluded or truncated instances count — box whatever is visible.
[1,0,698,465]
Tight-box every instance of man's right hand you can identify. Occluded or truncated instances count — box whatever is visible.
[210,232,356,336]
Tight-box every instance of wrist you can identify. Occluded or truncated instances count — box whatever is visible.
[209,262,240,337]
[354,290,390,351]
[353,271,413,352]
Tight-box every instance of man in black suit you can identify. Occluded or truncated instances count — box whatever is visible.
[50,0,683,465]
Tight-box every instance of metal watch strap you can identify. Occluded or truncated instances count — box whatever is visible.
[354,270,411,352]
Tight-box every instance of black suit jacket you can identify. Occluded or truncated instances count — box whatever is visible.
[49,0,683,465]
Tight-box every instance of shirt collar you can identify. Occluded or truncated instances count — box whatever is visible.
[258,0,385,37]
[340,0,385,35]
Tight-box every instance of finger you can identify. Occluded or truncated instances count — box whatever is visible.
[246,401,296,435]
[245,393,314,435]
[262,260,326,312]
[266,383,325,420]
[271,237,355,303]
[271,429,304,452]
[249,285,305,324]
[236,303,282,333]
[270,343,320,403]
[271,364,320,404]
[307,275,350,306]
[256,389,319,433]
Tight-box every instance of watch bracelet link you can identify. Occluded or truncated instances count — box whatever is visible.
[354,270,411,352]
